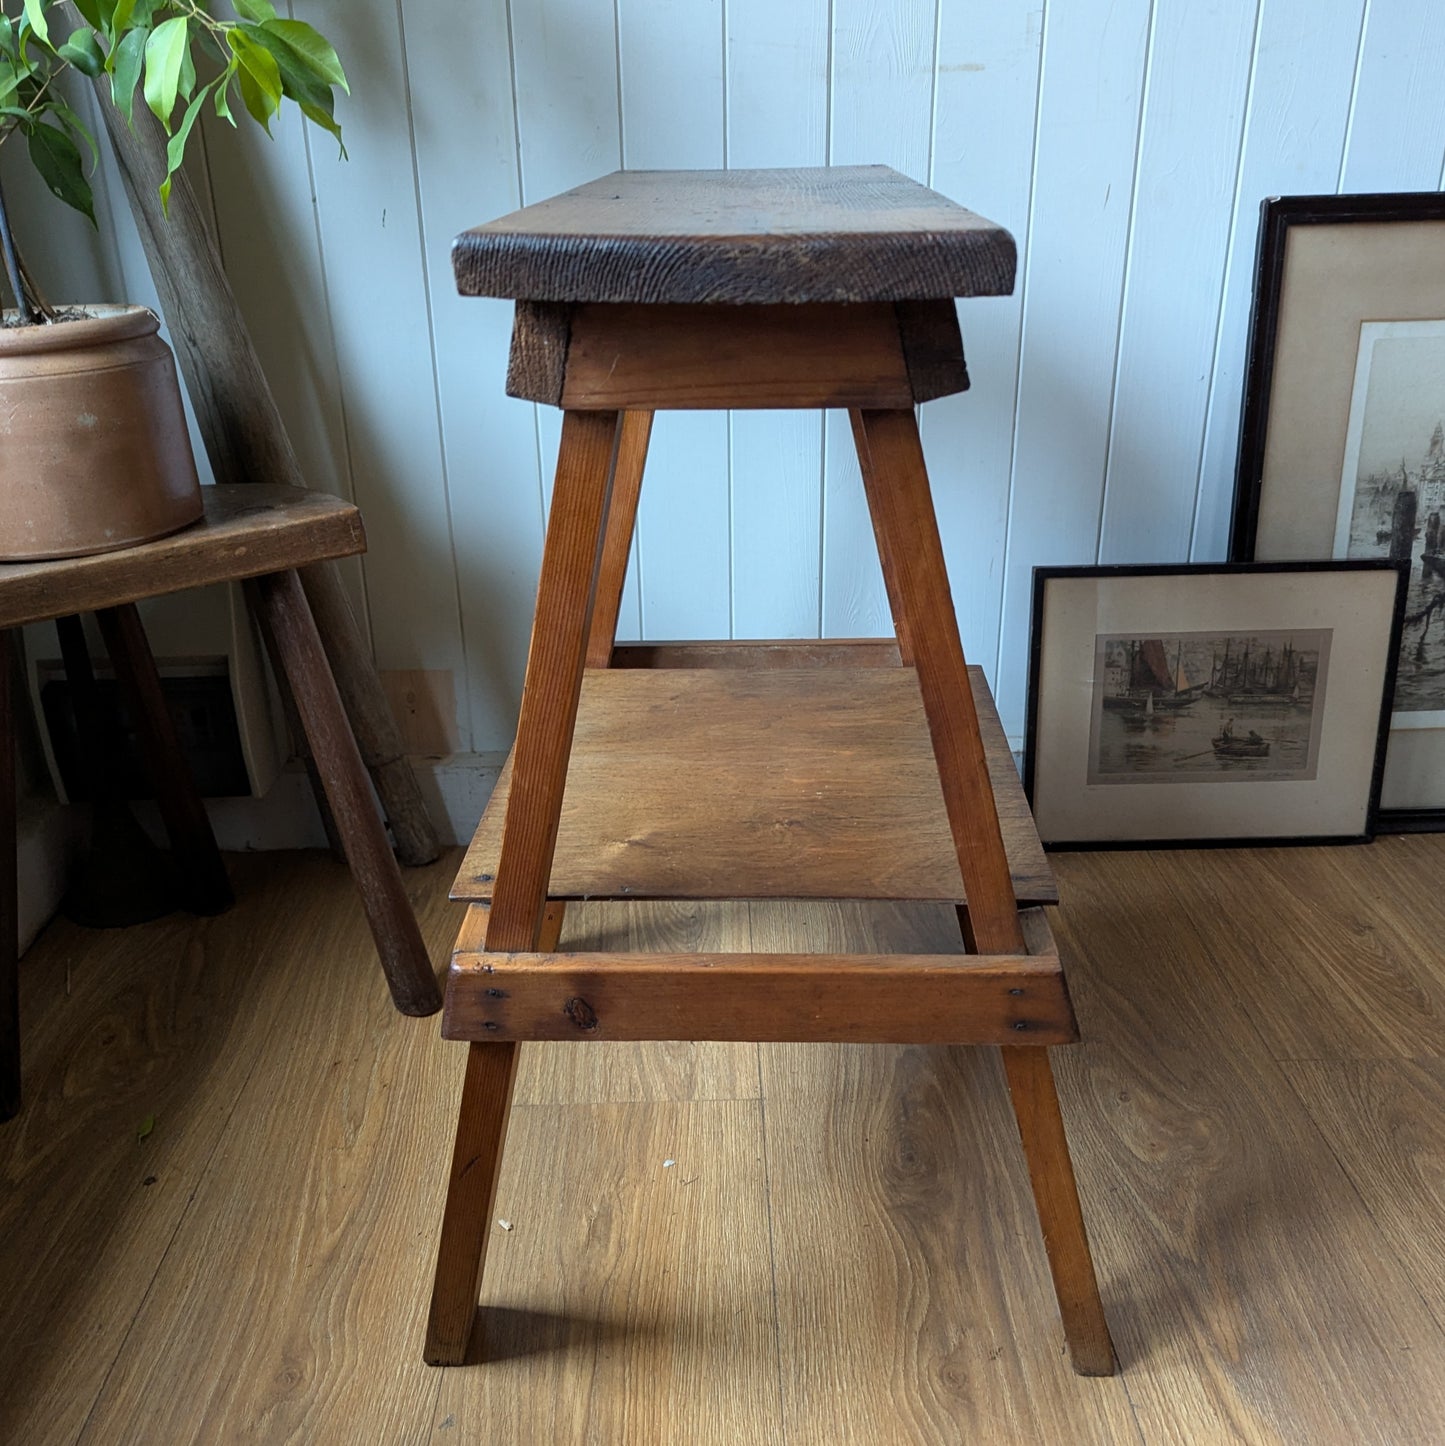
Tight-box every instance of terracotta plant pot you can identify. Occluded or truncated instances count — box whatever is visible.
[0,304,202,561]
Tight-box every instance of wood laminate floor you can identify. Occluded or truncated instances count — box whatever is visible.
[3,838,1444,1443]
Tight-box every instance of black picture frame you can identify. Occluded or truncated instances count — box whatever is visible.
[1023,560,1407,851]
[1230,191,1445,831]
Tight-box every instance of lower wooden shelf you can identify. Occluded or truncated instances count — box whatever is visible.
[454,661,1053,907]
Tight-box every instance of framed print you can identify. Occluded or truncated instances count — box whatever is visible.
[1231,192,1445,829]
[1023,562,1406,849]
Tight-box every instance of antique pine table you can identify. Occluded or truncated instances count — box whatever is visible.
[426,167,1116,1377]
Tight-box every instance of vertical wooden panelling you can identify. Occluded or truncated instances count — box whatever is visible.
[924,4,1043,674]
[618,0,730,641]
[1339,0,1445,193]
[1095,0,1258,566]
[822,0,940,639]
[294,0,468,743]
[403,1,547,754]
[201,87,369,628]
[991,0,1150,735]
[1190,0,1367,566]
[726,0,831,640]
[23,0,1445,781]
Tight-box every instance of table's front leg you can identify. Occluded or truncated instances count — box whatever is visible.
[426,408,623,1367]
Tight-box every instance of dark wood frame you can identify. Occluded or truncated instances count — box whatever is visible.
[1023,560,1407,851]
[1230,191,1445,832]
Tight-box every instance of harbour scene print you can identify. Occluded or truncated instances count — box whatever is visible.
[1087,630,1330,785]
[1336,320,1445,721]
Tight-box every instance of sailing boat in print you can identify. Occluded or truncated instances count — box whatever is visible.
[1102,639,1206,713]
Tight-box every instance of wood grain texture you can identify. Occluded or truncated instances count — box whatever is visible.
[1282,1058,1445,1330]
[9,846,1445,1438]
[1136,841,1445,1062]
[445,909,1074,1045]
[511,900,761,1107]
[1048,848,1445,1439]
[894,299,971,403]
[553,303,928,410]
[852,408,1024,955]
[0,486,362,630]
[585,411,652,668]
[1000,1046,1116,1375]
[506,300,573,406]
[433,1098,781,1444]
[247,570,439,1017]
[95,603,233,916]
[611,638,902,669]
[0,628,16,1120]
[482,410,621,953]
[750,891,1137,1440]
[425,1041,522,1365]
[454,166,1016,304]
[455,665,1053,906]
[53,852,460,1445]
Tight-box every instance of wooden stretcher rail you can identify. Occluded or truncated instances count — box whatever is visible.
[444,908,1076,1046]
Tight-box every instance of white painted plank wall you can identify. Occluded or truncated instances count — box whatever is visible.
[13,0,1445,769]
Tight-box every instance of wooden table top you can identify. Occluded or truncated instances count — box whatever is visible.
[0,485,364,628]
[453,166,1016,305]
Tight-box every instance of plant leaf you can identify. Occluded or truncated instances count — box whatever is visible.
[109,24,146,124]
[227,26,281,131]
[58,28,105,78]
[213,55,236,125]
[159,79,212,213]
[231,0,277,20]
[257,18,347,92]
[21,0,49,49]
[177,30,194,100]
[46,96,99,169]
[112,0,136,33]
[142,13,187,128]
[299,99,344,158]
[28,122,96,224]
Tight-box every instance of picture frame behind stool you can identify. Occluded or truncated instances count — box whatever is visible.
[1023,561,1406,850]
[1231,192,1445,830]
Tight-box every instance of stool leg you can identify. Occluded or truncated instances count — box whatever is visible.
[852,407,1114,1376]
[1002,1046,1117,1375]
[1,630,19,1121]
[850,407,1021,953]
[245,569,440,1017]
[426,408,622,1366]
[586,409,652,667]
[95,604,233,915]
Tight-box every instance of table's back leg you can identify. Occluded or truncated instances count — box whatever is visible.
[851,406,1115,1376]
[1,630,18,1121]
[426,408,623,1367]
[95,603,233,915]
[587,409,653,668]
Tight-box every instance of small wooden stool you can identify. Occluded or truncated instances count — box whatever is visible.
[427,167,1116,1376]
[0,484,440,1120]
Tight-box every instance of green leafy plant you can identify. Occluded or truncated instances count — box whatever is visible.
[0,0,347,324]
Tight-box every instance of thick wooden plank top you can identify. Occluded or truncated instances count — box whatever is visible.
[0,485,364,628]
[454,167,1016,305]
[454,664,1054,906]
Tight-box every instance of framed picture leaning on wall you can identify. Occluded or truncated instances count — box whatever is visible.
[1024,562,1406,849]
[1231,192,1445,830]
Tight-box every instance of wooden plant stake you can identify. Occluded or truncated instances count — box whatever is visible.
[82,59,439,869]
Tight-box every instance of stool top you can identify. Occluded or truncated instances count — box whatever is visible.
[454,166,1015,305]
